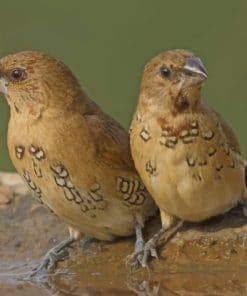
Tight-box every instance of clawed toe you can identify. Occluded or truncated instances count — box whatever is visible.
[127,221,183,269]
[140,241,158,268]
[30,237,75,277]
[126,242,159,269]
[32,248,69,275]
[125,251,143,269]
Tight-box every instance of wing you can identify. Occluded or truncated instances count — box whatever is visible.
[83,111,135,171]
[83,111,156,215]
[209,107,241,154]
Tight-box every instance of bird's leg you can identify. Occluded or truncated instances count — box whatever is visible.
[134,222,145,253]
[140,227,165,267]
[125,222,145,268]
[32,236,75,275]
[140,220,183,267]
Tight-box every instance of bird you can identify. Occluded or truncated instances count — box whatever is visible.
[0,50,156,273]
[129,49,247,267]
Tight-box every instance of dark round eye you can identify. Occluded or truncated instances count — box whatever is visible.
[9,68,26,81]
[160,66,171,78]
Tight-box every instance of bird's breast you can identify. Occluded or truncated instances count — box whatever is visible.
[130,115,245,222]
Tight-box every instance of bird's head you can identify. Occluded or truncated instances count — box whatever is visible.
[0,51,82,115]
[139,49,207,115]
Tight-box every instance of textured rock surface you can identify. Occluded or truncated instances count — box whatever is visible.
[0,172,246,295]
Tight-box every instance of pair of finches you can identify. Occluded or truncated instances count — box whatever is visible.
[0,49,246,272]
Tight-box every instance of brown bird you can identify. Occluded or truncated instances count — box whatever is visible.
[0,50,156,273]
[129,49,247,267]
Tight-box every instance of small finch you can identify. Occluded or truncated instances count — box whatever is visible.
[129,49,246,267]
[0,51,156,273]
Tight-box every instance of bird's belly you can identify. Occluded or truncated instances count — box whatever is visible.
[143,147,244,222]
[34,182,136,241]
[8,133,138,241]
[16,161,136,241]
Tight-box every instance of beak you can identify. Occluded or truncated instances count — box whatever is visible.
[183,56,208,79]
[0,76,8,95]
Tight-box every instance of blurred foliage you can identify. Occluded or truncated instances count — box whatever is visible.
[0,0,246,171]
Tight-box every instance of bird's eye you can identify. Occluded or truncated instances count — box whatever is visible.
[160,66,171,79]
[9,68,26,82]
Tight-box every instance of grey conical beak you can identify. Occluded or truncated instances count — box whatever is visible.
[183,56,208,79]
[0,77,8,95]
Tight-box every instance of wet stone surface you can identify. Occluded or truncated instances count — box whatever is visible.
[0,172,247,295]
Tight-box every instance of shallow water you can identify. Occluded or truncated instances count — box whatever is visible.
[1,176,247,295]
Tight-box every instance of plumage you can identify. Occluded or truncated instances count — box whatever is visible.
[129,49,246,266]
[0,50,156,272]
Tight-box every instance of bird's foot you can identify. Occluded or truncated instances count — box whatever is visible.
[125,223,147,269]
[140,238,159,267]
[125,250,143,270]
[126,221,183,270]
[126,238,158,269]
[33,248,69,274]
[30,237,75,277]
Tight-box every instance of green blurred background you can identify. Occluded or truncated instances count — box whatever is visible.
[0,0,246,171]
